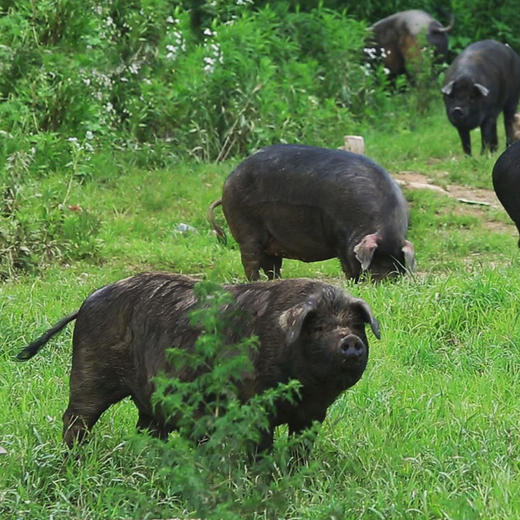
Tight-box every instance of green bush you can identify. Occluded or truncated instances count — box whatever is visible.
[142,281,310,519]
[0,1,392,168]
[1,0,517,176]
[0,165,103,278]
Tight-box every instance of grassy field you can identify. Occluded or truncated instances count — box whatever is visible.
[2,99,520,519]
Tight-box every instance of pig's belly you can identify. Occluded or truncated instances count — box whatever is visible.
[259,203,337,261]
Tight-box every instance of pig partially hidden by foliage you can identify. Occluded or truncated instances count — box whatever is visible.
[368,9,453,77]
[492,141,520,246]
[442,40,520,155]
[17,273,380,452]
[208,144,415,281]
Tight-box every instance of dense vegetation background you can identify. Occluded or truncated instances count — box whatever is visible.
[2,1,520,519]
[2,0,519,277]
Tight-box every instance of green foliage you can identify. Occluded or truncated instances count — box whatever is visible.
[0,1,400,169]
[2,2,520,515]
[1,0,518,177]
[449,0,520,52]
[2,104,520,517]
[0,163,103,278]
[145,280,306,519]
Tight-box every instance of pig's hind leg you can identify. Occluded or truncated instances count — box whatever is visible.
[261,254,282,279]
[136,410,169,440]
[237,237,266,281]
[62,367,130,447]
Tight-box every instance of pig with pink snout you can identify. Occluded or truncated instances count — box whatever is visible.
[209,144,415,281]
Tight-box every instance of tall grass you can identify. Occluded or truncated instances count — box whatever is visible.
[3,103,520,517]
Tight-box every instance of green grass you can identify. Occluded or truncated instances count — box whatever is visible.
[2,102,520,519]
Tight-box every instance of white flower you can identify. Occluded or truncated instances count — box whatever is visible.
[67,137,80,149]
[203,56,216,73]
[86,131,94,140]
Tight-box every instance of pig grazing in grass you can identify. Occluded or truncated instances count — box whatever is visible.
[17,272,380,452]
[208,144,415,281]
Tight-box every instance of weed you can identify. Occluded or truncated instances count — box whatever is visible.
[142,281,308,519]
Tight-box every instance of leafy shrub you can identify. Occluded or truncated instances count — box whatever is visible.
[0,168,103,278]
[142,281,312,519]
[1,0,517,175]
[0,1,391,169]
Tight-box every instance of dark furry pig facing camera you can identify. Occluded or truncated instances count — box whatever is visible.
[442,40,520,155]
[208,144,415,282]
[492,141,520,246]
[17,272,380,453]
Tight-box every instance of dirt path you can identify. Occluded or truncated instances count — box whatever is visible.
[394,171,500,207]
[393,171,515,233]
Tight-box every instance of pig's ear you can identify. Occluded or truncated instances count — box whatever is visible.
[474,83,489,97]
[441,80,454,96]
[402,240,416,271]
[351,298,381,339]
[353,233,379,271]
[278,296,318,346]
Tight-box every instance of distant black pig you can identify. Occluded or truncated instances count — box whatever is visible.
[492,141,520,246]
[17,273,380,451]
[208,144,415,281]
[369,9,453,77]
[442,40,520,155]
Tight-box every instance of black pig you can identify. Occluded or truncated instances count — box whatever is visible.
[442,40,520,155]
[17,273,380,451]
[492,141,520,246]
[368,9,453,77]
[208,144,415,281]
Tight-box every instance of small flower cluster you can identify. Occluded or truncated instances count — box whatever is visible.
[363,46,391,59]
[165,16,186,61]
[362,46,391,76]
[77,68,119,128]
[202,28,223,74]
[67,131,94,154]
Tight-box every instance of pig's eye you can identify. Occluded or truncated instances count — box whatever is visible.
[312,324,326,333]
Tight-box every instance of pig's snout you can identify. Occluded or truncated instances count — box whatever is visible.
[450,106,466,121]
[339,335,366,363]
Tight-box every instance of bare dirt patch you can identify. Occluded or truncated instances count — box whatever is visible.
[394,171,499,207]
[394,171,515,234]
